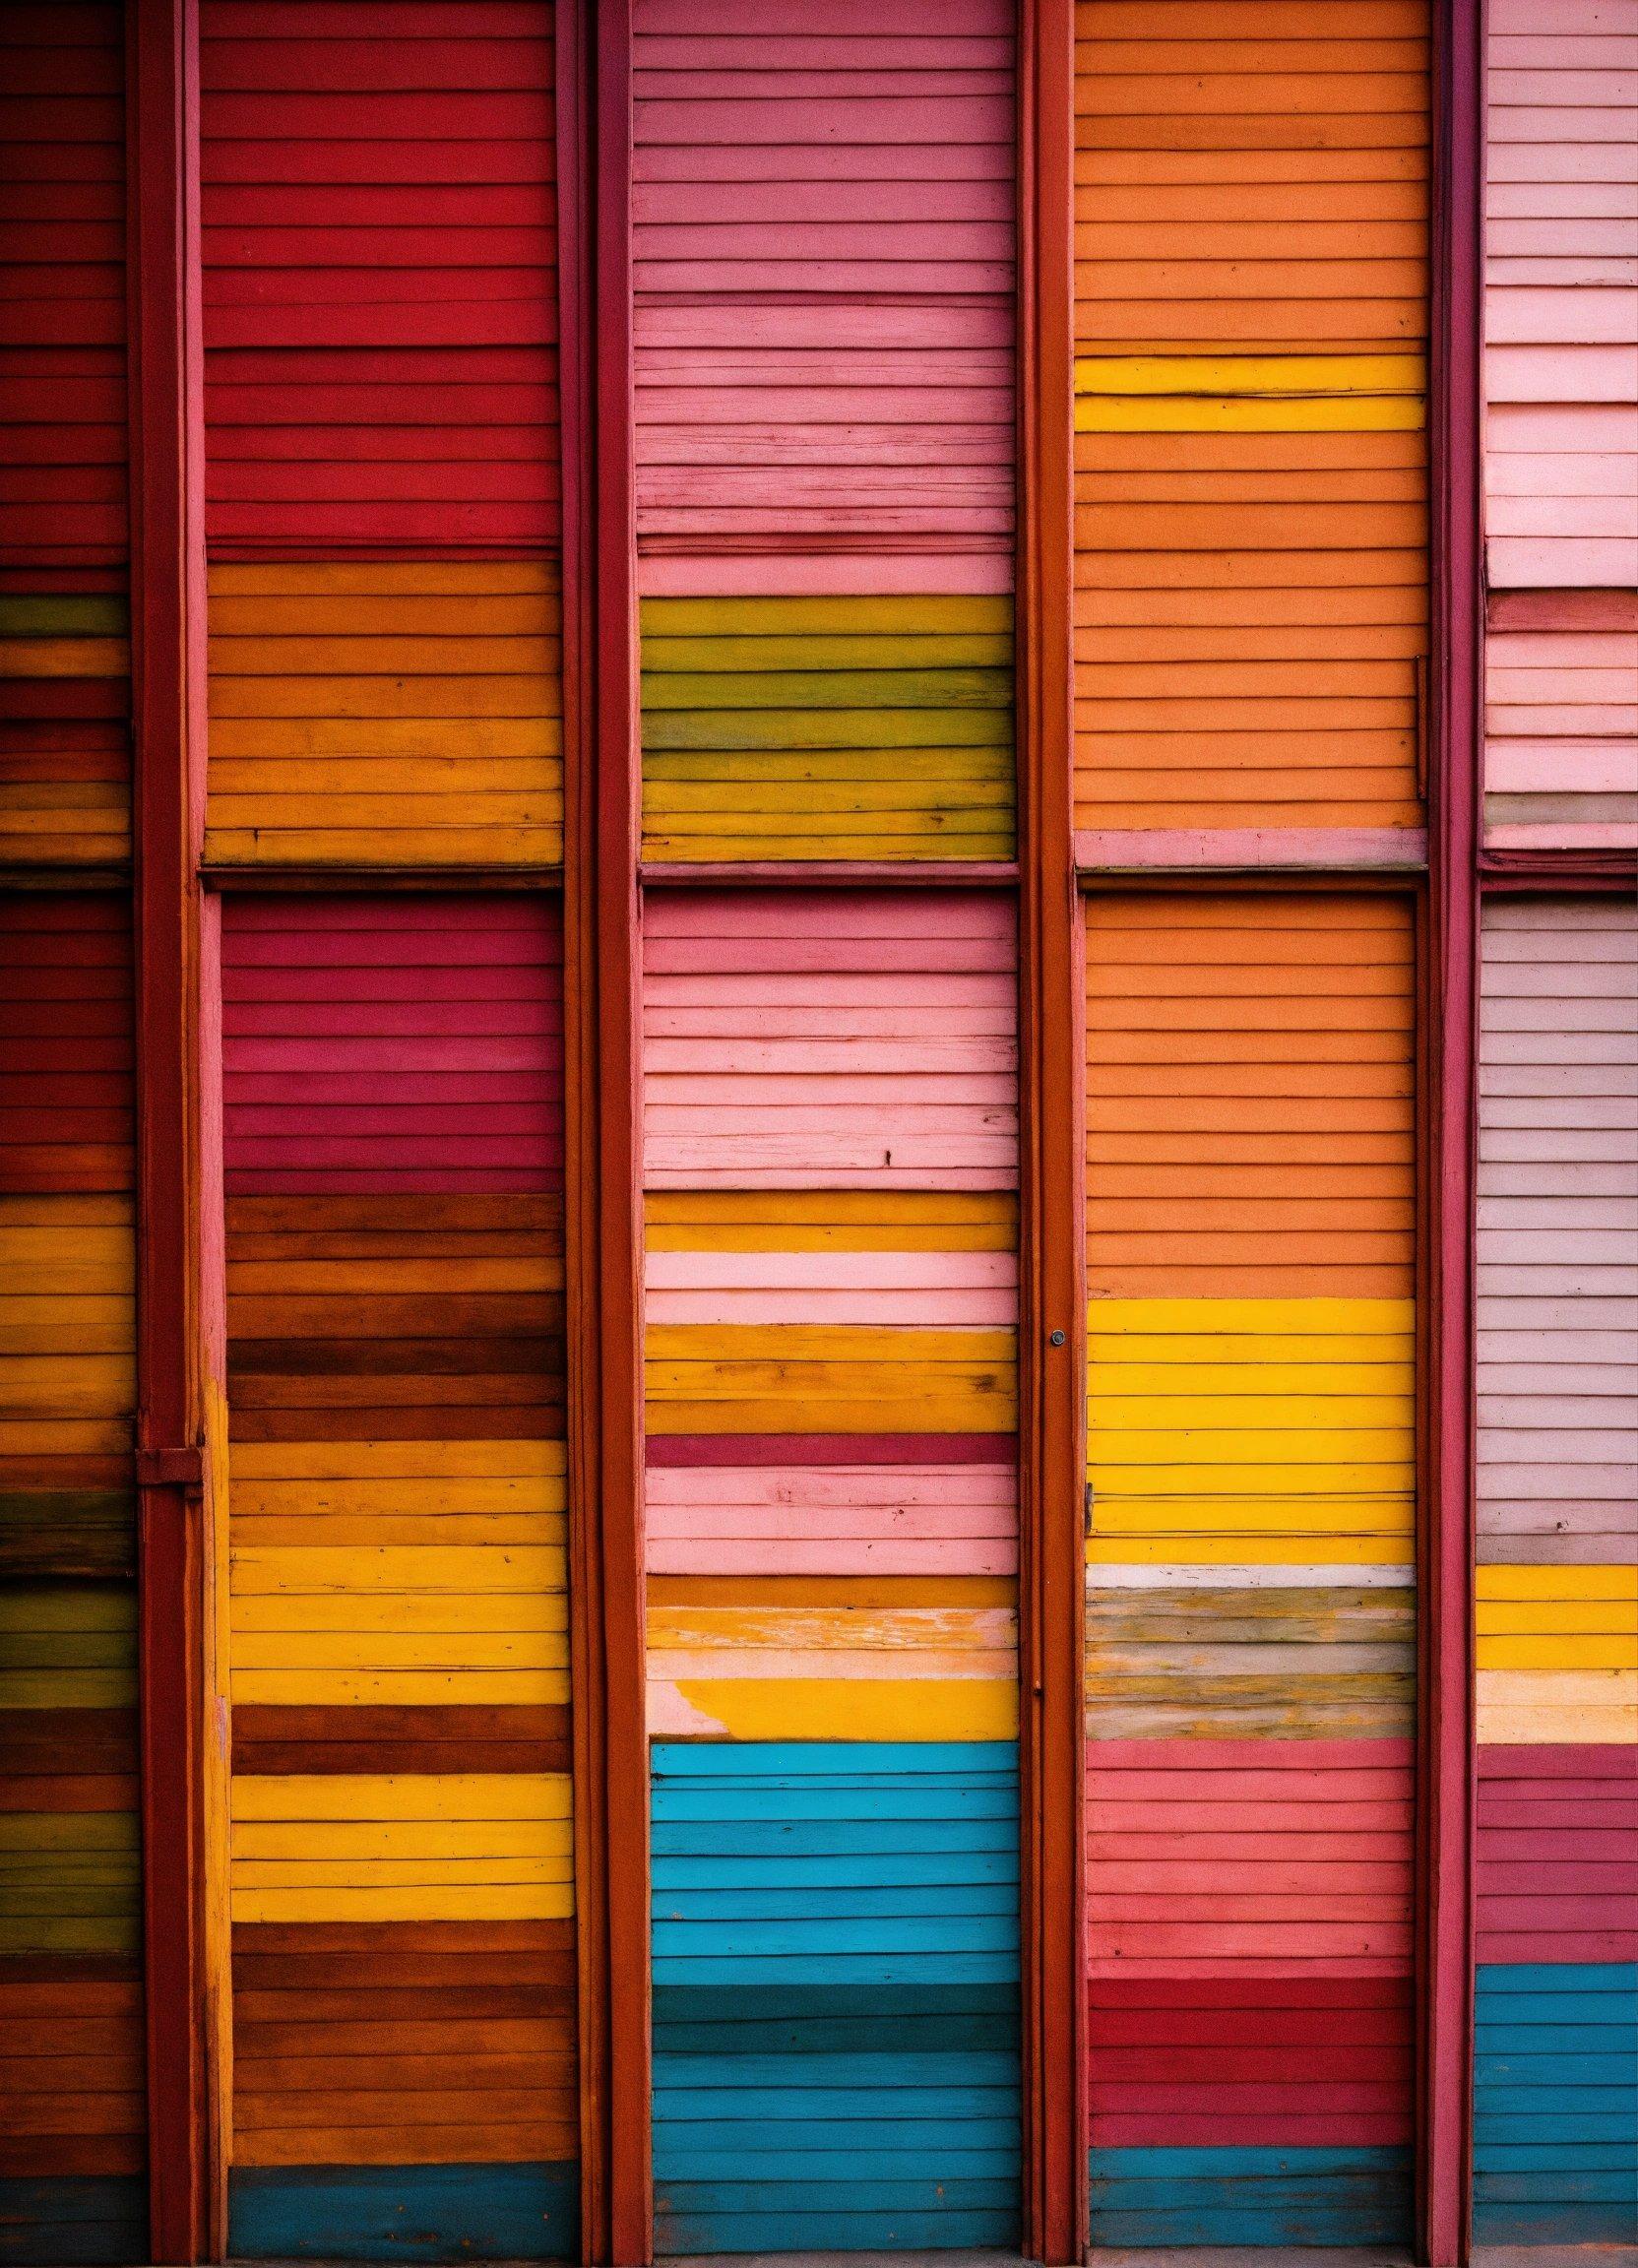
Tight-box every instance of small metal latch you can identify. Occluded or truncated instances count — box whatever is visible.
[136,1444,206,1488]
[1084,1480,1096,1535]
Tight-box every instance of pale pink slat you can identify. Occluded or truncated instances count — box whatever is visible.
[634,0,1009,33]
[1487,535,1638,584]
[1484,341,1638,399]
[648,1538,1016,1573]
[1484,400,1638,449]
[1488,181,1638,219]
[1489,0,1638,34]
[1073,826,1427,872]
[644,1050,1014,1082]
[635,32,1010,66]
[637,303,1012,348]
[633,95,1012,144]
[637,260,1014,296]
[644,889,1012,938]
[648,1463,1015,1507]
[1486,742,1637,792]
[1485,820,1638,848]
[1486,282,1638,342]
[636,551,1011,595]
[633,178,1012,221]
[1486,100,1638,145]
[645,1164,1016,1190]
[646,1289,1017,1323]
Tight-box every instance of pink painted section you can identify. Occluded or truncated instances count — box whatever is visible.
[1085,1743,1417,1979]
[630,0,1014,577]
[1477,899,1638,1552]
[220,894,564,1191]
[649,1462,1018,1575]
[646,1245,1017,1326]
[642,888,1018,1189]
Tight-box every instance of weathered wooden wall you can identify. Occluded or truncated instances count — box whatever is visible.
[200,0,564,870]
[0,5,146,2261]
[1481,0,1638,850]
[1472,896,1637,2248]
[632,0,1017,864]
[642,888,1022,2249]
[1071,0,1430,870]
[1081,890,1418,2249]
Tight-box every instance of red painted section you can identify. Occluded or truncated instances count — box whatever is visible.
[200,0,561,551]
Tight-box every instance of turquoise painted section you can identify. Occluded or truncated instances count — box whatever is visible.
[0,2178,147,2267]
[225,2163,579,2262]
[1087,2145,1414,2249]
[1474,1964,1638,2245]
[651,1740,1021,2254]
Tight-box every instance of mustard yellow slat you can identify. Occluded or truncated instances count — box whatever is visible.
[1089,1295,1415,1336]
[202,827,564,867]
[1087,1534,1414,1567]
[230,1884,573,1923]
[644,779,1015,815]
[230,1775,571,1822]
[1074,353,1426,397]
[209,560,559,597]
[230,1635,569,1674]
[232,1595,568,1634]
[230,1670,570,1706]
[660,1678,1019,1743]
[640,596,1011,635]
[229,1544,568,1593]
[210,718,561,758]
[643,836,1015,863]
[1477,1566,1638,1603]
[228,1441,567,1479]
[0,1671,138,1707]
[647,1326,1015,1362]
[1477,1636,1638,1671]
[231,1819,574,1861]
[1089,1496,1412,1537]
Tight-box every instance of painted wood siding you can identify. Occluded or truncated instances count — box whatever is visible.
[0,893,145,2267]
[220,895,578,2263]
[0,0,130,872]
[1473,896,1638,2248]
[1082,890,1418,2250]
[1482,0,1638,851]
[200,2,563,868]
[633,0,1016,863]
[1072,0,1429,864]
[643,888,1021,2250]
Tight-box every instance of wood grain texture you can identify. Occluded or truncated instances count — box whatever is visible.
[205,562,564,868]
[199,1,559,553]
[1071,0,1430,852]
[642,876,1021,2248]
[1081,886,1417,2249]
[220,889,576,2236]
[0,875,144,2248]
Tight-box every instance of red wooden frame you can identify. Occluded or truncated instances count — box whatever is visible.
[1418,0,1483,2256]
[558,1,652,2258]
[126,0,220,2256]
[1017,0,1087,2257]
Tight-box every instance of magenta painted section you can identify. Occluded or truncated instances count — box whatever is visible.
[220,894,565,1191]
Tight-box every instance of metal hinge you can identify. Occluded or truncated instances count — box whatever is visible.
[136,1444,206,1488]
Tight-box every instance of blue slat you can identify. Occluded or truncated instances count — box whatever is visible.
[653,1849,1018,1884]
[654,2143,1019,2180]
[654,2207,1020,2253]
[226,2163,579,2264]
[653,1883,1017,1918]
[1088,2145,1412,2251]
[1473,2199,1638,2245]
[651,1740,1017,1778]
[653,1952,1018,1985]
[653,1819,1018,1855]
[0,2177,147,2268]
[655,2049,1020,2089]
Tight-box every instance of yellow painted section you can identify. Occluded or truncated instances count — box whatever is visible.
[647,1189,1017,1252]
[660,1678,1019,1743]
[1075,353,1426,393]
[231,1774,571,1821]
[1076,395,1424,431]
[1086,1296,1415,1557]
[230,1545,567,1594]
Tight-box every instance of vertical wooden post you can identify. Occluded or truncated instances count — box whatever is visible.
[559,0,651,2258]
[1419,0,1482,2257]
[1017,0,1087,2256]
[125,0,221,2257]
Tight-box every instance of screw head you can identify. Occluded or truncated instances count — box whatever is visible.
[1049,1328,1066,1347]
